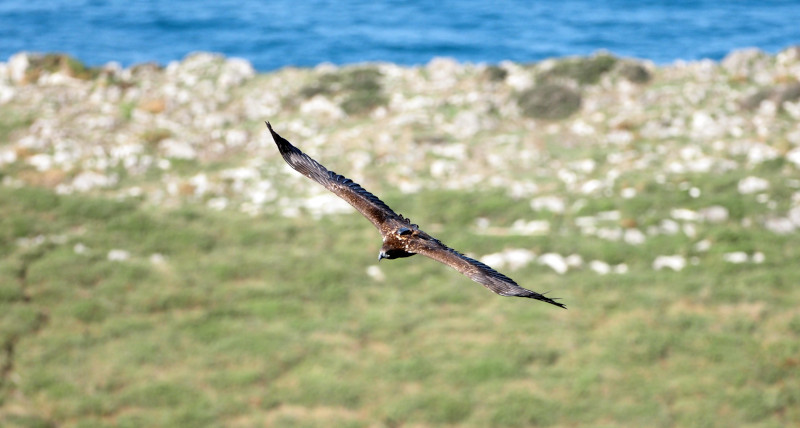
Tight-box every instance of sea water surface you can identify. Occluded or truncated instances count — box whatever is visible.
[1,0,799,70]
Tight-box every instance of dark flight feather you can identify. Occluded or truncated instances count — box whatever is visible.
[267,122,400,229]
[267,122,565,309]
[413,239,565,307]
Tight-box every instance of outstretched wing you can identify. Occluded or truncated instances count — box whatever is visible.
[413,237,566,308]
[267,122,402,230]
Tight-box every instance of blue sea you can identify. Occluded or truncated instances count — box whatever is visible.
[1,0,799,71]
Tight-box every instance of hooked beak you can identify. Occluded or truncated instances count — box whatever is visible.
[378,252,386,261]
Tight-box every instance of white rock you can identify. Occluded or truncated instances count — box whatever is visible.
[764,217,796,235]
[789,206,800,227]
[304,193,353,218]
[161,139,197,159]
[787,147,800,168]
[207,197,228,211]
[8,52,29,83]
[221,166,260,188]
[700,205,729,223]
[539,253,568,275]
[481,253,507,269]
[621,187,637,199]
[660,219,680,235]
[449,110,482,139]
[580,179,603,194]
[694,239,712,252]
[565,254,584,268]
[504,63,533,91]
[589,260,611,275]
[510,219,550,235]
[0,84,14,104]
[225,129,248,147]
[557,169,577,185]
[366,265,385,282]
[28,153,53,171]
[531,195,565,213]
[575,216,596,229]
[72,171,114,192]
[683,223,697,238]
[738,176,769,194]
[688,157,714,173]
[671,208,700,221]
[691,111,723,139]
[189,173,210,196]
[300,95,345,119]
[606,130,633,145]
[723,252,748,264]
[597,227,622,241]
[624,229,646,245]
[430,143,466,160]
[508,180,539,198]
[597,211,621,221]
[16,235,45,248]
[680,145,703,160]
[430,159,455,178]
[474,217,490,231]
[426,57,459,89]
[653,255,686,271]
[219,57,255,87]
[237,178,265,202]
[747,143,779,165]
[481,248,536,271]
[108,249,130,261]
[0,148,16,165]
[570,121,595,137]
[571,158,596,173]
[506,249,537,270]
[722,48,767,75]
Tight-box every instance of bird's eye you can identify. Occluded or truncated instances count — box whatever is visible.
[398,227,412,236]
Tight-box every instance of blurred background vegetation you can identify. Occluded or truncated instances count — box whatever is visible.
[1,50,800,427]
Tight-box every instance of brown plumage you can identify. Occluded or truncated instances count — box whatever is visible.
[267,122,565,309]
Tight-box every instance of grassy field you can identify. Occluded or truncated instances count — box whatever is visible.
[1,180,798,427]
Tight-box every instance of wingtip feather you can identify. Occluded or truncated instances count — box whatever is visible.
[545,298,567,309]
[520,291,567,309]
[265,122,297,158]
[265,121,278,139]
[539,295,567,309]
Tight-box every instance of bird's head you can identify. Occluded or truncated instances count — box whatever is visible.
[378,248,414,261]
[378,249,400,261]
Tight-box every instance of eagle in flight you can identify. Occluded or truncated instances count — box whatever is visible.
[267,122,565,309]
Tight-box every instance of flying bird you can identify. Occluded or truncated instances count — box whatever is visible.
[267,122,565,308]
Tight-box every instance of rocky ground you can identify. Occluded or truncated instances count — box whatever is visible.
[2,48,800,274]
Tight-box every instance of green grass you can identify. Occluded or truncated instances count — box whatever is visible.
[0,185,798,427]
[539,53,618,85]
[298,66,388,115]
[0,107,33,145]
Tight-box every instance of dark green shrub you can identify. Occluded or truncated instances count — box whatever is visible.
[518,83,581,119]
